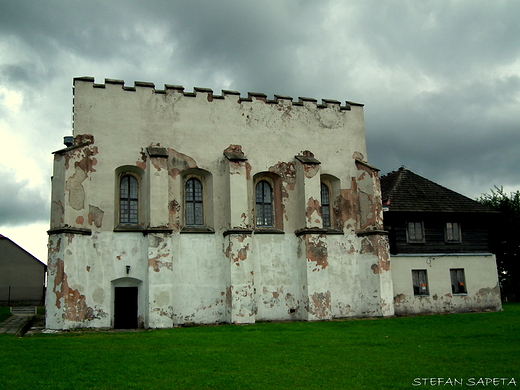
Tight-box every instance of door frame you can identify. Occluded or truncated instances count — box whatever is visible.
[111,277,144,328]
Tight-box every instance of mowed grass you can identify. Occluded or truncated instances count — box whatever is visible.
[1,304,519,390]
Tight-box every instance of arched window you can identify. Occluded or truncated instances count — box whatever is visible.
[256,180,273,227]
[185,178,204,226]
[321,183,331,228]
[120,175,139,224]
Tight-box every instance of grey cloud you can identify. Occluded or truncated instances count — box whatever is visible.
[1,0,520,208]
[0,169,49,226]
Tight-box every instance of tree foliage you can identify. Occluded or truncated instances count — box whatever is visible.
[477,186,520,301]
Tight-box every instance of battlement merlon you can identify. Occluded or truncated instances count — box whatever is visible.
[72,76,363,110]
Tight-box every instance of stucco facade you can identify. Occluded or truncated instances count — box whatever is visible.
[392,254,501,315]
[46,77,393,329]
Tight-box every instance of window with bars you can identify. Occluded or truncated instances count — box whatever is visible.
[412,269,429,296]
[120,175,139,225]
[407,221,425,243]
[321,183,331,228]
[445,222,461,243]
[450,268,467,294]
[185,178,204,226]
[255,180,273,227]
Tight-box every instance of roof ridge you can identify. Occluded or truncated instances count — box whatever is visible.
[380,167,499,213]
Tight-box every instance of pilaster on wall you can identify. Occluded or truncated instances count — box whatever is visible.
[224,145,251,229]
[295,153,322,229]
[299,233,332,321]
[355,159,384,232]
[147,232,174,327]
[147,147,170,230]
[373,233,394,317]
[225,233,255,324]
[50,155,67,229]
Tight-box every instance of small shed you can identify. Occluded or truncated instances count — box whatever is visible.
[0,234,47,306]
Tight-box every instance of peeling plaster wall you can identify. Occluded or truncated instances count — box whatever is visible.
[46,78,392,329]
[391,254,502,315]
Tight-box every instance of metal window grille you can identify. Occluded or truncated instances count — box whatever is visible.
[256,180,273,227]
[120,175,138,224]
[185,178,204,226]
[321,183,331,228]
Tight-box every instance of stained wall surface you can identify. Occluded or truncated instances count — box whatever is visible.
[46,77,393,329]
[391,254,501,315]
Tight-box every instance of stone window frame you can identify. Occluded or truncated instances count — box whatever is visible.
[180,169,214,233]
[114,166,145,232]
[412,269,429,296]
[253,172,284,233]
[450,268,467,295]
[319,174,342,233]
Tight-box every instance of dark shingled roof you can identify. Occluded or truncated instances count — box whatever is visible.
[380,167,498,213]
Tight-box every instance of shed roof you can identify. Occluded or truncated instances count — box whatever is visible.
[380,167,498,213]
[0,234,47,268]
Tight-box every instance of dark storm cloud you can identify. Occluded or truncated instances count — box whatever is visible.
[1,0,520,229]
[351,2,520,75]
[0,168,48,226]
[367,71,520,197]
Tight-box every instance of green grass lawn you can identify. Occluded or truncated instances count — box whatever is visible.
[1,304,519,390]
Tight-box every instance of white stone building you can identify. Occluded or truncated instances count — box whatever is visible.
[46,77,393,329]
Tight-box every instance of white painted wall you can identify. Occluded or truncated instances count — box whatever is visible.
[46,78,392,329]
[391,254,501,315]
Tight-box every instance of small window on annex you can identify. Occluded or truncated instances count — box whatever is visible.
[450,268,467,294]
[445,222,461,243]
[407,221,425,243]
[412,269,429,296]
[185,178,204,226]
[321,183,331,228]
[255,180,273,227]
[120,174,139,225]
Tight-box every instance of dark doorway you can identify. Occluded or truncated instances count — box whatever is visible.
[114,286,138,329]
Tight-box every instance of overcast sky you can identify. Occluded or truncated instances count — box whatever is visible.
[1,0,519,261]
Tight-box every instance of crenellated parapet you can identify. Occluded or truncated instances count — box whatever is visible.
[73,76,362,111]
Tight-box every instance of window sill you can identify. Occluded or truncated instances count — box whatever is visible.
[253,228,285,234]
[295,227,344,236]
[114,225,146,233]
[180,226,215,234]
[356,229,388,237]
[146,227,174,234]
[223,228,254,237]
[47,227,92,235]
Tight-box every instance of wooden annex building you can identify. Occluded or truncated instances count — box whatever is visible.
[381,167,502,315]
